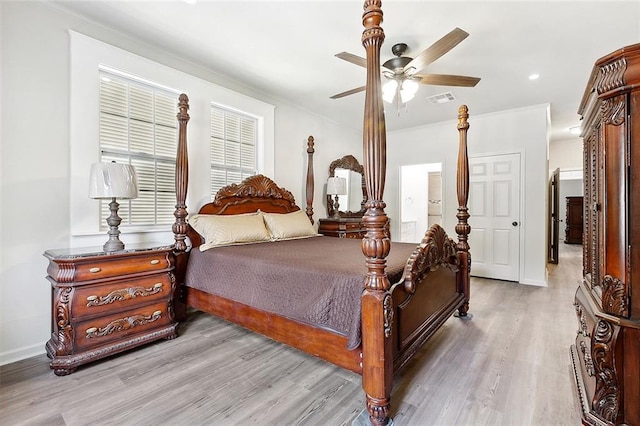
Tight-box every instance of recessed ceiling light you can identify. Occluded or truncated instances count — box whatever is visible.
[529,73,540,80]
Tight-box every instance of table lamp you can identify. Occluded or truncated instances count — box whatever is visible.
[89,161,139,252]
[326,176,347,218]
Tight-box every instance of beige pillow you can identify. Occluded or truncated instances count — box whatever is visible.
[189,212,270,251]
[262,210,317,240]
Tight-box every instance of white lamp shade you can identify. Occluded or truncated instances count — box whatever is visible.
[89,162,139,199]
[327,176,347,195]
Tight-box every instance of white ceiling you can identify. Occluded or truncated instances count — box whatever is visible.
[53,0,640,143]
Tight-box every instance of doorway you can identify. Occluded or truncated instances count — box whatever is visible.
[399,163,442,243]
[468,153,521,282]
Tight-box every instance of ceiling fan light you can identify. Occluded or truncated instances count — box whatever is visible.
[402,79,419,94]
[400,79,419,103]
[382,80,398,103]
[400,88,415,103]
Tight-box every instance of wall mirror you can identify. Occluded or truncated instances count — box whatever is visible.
[326,155,366,218]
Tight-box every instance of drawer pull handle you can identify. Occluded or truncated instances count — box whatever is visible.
[86,283,164,307]
[89,267,101,273]
[150,259,160,265]
[86,311,163,339]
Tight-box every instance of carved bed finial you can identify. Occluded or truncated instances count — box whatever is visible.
[173,94,190,252]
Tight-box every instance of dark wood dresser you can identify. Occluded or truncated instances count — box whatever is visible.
[318,217,366,239]
[571,43,640,425]
[44,244,178,375]
[565,196,584,244]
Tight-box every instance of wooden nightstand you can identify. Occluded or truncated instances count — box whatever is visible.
[44,244,178,376]
[318,217,366,239]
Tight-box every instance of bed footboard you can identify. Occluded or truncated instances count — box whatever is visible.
[391,224,466,370]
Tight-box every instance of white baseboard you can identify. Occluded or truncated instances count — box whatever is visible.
[0,343,46,366]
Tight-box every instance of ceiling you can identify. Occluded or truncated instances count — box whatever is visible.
[53,1,640,143]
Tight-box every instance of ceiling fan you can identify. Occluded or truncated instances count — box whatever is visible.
[330,27,481,104]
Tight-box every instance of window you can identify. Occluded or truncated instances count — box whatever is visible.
[210,105,258,194]
[70,31,275,245]
[98,70,179,228]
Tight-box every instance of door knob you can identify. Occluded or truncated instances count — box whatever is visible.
[512,221,518,226]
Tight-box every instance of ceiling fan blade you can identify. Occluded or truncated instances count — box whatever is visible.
[404,28,469,73]
[335,52,367,68]
[330,86,366,99]
[417,74,481,87]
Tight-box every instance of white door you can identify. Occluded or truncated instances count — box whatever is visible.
[468,153,520,281]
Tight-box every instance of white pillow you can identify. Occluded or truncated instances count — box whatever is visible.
[189,212,270,251]
[262,210,317,240]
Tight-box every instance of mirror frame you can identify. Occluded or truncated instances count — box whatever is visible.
[326,155,367,218]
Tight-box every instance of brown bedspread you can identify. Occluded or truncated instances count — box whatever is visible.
[185,236,417,349]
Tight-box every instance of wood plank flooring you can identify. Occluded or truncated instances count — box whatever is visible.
[0,245,583,425]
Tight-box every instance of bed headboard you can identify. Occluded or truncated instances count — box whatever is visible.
[185,174,301,248]
[198,174,300,216]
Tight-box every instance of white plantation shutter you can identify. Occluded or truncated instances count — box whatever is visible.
[99,71,179,229]
[210,105,258,194]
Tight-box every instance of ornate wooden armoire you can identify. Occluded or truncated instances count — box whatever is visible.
[571,44,640,425]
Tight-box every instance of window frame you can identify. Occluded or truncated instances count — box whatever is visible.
[210,102,260,195]
[98,69,181,229]
[69,30,275,247]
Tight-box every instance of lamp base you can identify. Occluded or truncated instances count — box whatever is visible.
[103,198,125,253]
[331,195,341,218]
[103,239,125,253]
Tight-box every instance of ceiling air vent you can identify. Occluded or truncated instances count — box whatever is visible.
[426,92,456,104]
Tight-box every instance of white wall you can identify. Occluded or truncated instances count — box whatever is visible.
[386,104,550,286]
[549,137,582,174]
[0,1,359,364]
[549,136,584,245]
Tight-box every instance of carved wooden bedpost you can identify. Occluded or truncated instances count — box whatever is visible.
[455,105,471,316]
[360,1,392,425]
[173,93,190,322]
[305,135,315,224]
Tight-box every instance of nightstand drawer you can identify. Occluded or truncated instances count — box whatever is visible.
[345,231,365,239]
[342,222,361,230]
[73,273,173,320]
[73,252,171,282]
[74,301,172,351]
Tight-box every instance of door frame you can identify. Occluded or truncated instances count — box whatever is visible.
[469,151,525,282]
[548,168,560,264]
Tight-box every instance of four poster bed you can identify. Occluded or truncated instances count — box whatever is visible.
[171,2,471,425]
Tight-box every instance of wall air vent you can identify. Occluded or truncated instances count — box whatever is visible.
[426,92,456,104]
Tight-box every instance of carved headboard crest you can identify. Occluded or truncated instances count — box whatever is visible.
[403,224,459,293]
[213,174,296,206]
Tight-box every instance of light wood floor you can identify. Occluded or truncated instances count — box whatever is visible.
[1,245,583,425]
